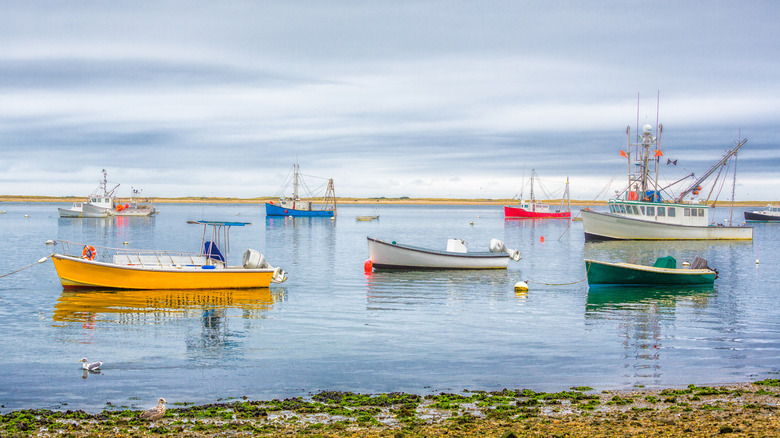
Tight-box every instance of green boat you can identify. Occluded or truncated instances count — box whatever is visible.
[585,256,717,287]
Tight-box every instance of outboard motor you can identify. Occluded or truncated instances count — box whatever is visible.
[242,249,288,283]
[242,249,270,269]
[489,239,522,262]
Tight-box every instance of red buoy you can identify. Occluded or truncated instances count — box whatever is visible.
[540,236,545,243]
[363,259,373,272]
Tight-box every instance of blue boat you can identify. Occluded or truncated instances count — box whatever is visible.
[265,164,336,217]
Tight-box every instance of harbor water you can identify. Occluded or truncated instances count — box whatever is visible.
[0,202,776,412]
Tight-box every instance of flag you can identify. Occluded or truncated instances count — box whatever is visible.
[654,149,663,157]
[620,150,628,158]
[667,159,677,166]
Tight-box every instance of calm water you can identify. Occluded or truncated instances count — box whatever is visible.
[0,202,777,412]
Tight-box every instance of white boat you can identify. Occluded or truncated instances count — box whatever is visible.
[581,108,752,241]
[112,187,156,217]
[58,202,109,218]
[366,237,521,270]
[58,170,155,218]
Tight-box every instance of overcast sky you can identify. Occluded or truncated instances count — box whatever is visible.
[1,1,778,201]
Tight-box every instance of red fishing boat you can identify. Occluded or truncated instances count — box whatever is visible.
[504,170,571,219]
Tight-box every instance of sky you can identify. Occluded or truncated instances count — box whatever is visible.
[1,1,779,201]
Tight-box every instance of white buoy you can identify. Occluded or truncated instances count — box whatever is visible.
[682,261,690,267]
[45,240,56,245]
[514,281,528,292]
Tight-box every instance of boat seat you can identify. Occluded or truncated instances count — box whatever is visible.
[113,254,211,266]
[202,241,226,263]
[652,256,677,269]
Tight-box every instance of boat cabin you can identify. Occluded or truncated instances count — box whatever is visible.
[608,199,709,226]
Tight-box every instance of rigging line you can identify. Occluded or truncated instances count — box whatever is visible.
[0,256,50,278]
[712,159,732,205]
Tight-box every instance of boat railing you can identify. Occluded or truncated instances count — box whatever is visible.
[55,240,216,267]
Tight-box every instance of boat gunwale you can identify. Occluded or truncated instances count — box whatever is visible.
[51,253,278,273]
[584,259,716,276]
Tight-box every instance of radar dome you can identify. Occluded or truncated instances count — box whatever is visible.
[643,124,653,133]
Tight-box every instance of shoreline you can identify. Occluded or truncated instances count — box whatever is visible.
[2,380,779,436]
[0,195,774,207]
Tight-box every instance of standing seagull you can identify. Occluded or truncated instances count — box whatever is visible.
[140,398,167,421]
[79,358,102,371]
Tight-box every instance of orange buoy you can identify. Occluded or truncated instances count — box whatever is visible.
[540,236,545,243]
[363,259,373,272]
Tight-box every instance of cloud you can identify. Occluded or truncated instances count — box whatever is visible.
[0,1,779,199]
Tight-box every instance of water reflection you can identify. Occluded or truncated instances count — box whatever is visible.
[364,269,510,309]
[586,285,715,385]
[53,288,281,325]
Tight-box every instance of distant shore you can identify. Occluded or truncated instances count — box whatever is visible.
[0,195,772,207]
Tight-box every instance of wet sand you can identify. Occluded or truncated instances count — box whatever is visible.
[3,381,779,437]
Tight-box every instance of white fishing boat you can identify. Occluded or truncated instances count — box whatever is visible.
[581,105,752,241]
[58,170,155,218]
[58,201,109,218]
[366,237,521,270]
[112,187,156,217]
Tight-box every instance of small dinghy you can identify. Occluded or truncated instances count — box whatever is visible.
[366,237,521,270]
[585,256,717,287]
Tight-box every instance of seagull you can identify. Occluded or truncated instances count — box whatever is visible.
[79,358,102,371]
[140,398,168,421]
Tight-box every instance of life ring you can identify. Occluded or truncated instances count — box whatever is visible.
[82,245,97,261]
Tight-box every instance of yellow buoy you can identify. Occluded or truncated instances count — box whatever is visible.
[514,281,528,292]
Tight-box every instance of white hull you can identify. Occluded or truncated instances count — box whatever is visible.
[581,209,752,241]
[110,207,155,217]
[367,237,510,269]
[58,204,108,218]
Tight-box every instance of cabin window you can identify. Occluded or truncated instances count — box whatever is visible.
[631,206,639,215]
[640,206,645,214]
[684,208,691,216]
[668,208,676,217]
[697,209,704,217]
[646,206,655,216]
[657,207,665,216]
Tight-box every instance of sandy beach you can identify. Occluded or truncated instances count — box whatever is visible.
[2,380,779,437]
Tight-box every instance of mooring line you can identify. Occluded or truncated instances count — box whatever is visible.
[0,256,50,278]
[525,278,587,286]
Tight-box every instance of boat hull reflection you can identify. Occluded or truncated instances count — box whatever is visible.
[53,288,279,324]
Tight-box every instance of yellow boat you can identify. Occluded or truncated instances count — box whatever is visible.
[50,220,287,290]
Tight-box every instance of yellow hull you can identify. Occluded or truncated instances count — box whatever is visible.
[51,254,277,289]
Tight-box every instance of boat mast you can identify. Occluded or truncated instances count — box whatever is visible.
[293,163,299,201]
[529,169,535,211]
